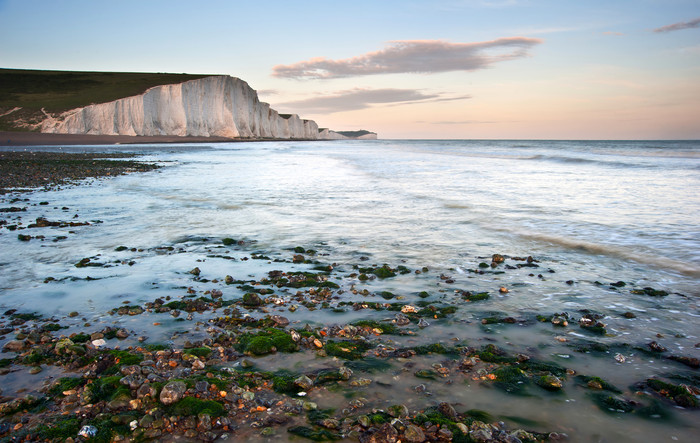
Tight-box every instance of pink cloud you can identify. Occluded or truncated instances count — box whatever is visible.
[272,37,543,80]
[653,17,700,33]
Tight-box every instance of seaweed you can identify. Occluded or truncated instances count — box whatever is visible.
[352,319,398,335]
[47,377,85,396]
[237,328,298,355]
[645,378,698,408]
[288,426,341,441]
[36,417,81,440]
[345,357,392,373]
[575,375,621,393]
[184,347,212,359]
[492,366,529,395]
[324,340,372,360]
[169,396,225,417]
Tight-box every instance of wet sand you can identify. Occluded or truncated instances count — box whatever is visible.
[0,131,265,146]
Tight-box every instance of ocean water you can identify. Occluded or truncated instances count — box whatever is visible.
[1,139,699,442]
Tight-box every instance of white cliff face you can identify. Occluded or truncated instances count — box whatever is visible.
[41,75,374,140]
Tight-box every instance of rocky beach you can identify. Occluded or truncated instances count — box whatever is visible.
[0,140,698,442]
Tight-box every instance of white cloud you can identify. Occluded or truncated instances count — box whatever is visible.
[277,88,471,113]
[653,17,700,33]
[272,37,542,80]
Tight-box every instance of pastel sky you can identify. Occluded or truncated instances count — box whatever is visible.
[1,0,699,139]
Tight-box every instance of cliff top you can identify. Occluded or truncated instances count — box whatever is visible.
[0,69,213,131]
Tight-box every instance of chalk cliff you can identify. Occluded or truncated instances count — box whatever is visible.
[41,75,374,140]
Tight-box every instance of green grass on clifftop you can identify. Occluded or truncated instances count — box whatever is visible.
[0,69,212,131]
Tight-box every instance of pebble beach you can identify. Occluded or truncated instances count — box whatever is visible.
[0,140,698,442]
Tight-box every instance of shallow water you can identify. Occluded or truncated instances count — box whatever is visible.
[1,139,699,441]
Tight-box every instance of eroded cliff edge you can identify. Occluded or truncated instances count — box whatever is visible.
[39,75,376,140]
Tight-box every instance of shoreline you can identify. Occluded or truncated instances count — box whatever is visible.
[0,151,160,194]
[0,132,319,147]
[0,142,698,442]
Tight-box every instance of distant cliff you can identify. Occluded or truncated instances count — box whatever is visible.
[39,75,375,140]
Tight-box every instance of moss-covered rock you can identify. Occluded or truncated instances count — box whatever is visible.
[492,366,529,395]
[169,396,225,417]
[324,340,372,360]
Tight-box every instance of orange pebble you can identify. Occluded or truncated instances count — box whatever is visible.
[153,322,161,326]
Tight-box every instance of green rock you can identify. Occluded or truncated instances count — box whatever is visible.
[242,293,262,307]
[535,375,563,391]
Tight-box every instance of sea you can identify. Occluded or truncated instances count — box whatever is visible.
[1,139,699,442]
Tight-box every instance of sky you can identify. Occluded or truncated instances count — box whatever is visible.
[1,0,699,139]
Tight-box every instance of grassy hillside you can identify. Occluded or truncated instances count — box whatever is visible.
[0,69,213,131]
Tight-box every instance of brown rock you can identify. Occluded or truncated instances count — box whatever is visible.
[2,340,24,352]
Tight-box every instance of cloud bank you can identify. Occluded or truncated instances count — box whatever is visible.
[272,37,542,80]
[653,17,700,33]
[277,88,471,113]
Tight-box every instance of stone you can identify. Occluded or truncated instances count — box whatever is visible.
[455,423,469,434]
[121,365,142,376]
[54,338,74,354]
[116,329,129,339]
[437,428,453,440]
[198,414,212,431]
[438,402,457,420]
[137,383,157,399]
[242,293,262,307]
[394,313,411,326]
[402,424,426,441]
[320,418,340,429]
[358,415,371,428]
[159,380,187,405]
[535,375,563,391]
[647,341,667,352]
[192,359,205,370]
[339,366,353,380]
[78,425,98,438]
[120,374,143,390]
[471,429,492,442]
[2,340,24,352]
[255,390,280,408]
[417,319,430,329]
[365,422,399,443]
[294,375,314,390]
[144,429,162,439]
[271,315,289,327]
[389,404,408,418]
